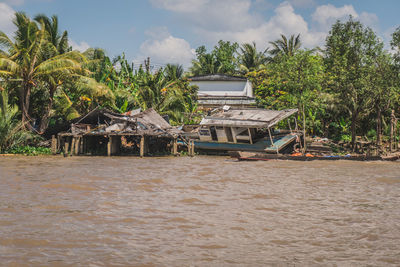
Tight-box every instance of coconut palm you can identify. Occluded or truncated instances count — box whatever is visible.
[189,53,220,76]
[238,42,268,73]
[0,12,114,132]
[34,14,69,55]
[165,63,184,81]
[269,34,301,58]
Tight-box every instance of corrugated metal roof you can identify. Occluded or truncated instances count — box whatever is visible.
[190,74,247,82]
[200,109,298,128]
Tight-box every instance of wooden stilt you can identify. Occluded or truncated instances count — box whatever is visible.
[74,137,80,155]
[70,137,76,156]
[191,140,195,156]
[64,139,69,157]
[107,136,112,156]
[248,128,253,144]
[51,135,57,155]
[80,136,84,155]
[140,135,145,157]
[173,138,178,156]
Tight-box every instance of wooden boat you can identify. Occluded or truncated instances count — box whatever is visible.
[183,108,302,154]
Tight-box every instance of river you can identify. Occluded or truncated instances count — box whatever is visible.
[0,156,399,266]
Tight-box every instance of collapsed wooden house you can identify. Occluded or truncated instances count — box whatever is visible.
[57,108,182,156]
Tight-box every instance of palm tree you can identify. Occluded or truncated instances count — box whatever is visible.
[238,42,267,73]
[34,14,69,55]
[0,12,112,132]
[269,34,301,58]
[189,53,219,76]
[165,63,184,81]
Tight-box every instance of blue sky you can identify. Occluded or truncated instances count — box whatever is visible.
[0,0,399,68]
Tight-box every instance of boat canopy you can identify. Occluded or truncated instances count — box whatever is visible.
[200,108,298,128]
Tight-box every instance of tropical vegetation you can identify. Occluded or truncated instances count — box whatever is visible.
[1,11,400,154]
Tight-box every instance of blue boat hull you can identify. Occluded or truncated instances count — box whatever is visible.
[192,134,298,153]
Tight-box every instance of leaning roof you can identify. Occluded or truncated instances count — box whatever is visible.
[200,108,298,128]
[190,74,247,82]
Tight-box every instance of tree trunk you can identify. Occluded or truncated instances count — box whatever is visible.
[38,88,56,134]
[302,103,306,153]
[19,83,31,129]
[376,108,382,148]
[351,112,357,151]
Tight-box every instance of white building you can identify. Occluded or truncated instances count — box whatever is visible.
[189,74,256,108]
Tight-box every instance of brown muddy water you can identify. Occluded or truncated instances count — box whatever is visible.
[0,156,399,266]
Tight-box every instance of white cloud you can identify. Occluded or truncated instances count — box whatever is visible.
[196,2,325,49]
[138,27,195,68]
[150,0,262,32]
[150,1,380,52]
[70,40,90,52]
[149,0,209,13]
[0,3,16,37]
[312,4,378,31]
[2,0,24,6]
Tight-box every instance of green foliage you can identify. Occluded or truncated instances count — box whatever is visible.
[238,42,267,73]
[6,145,51,155]
[189,40,239,76]
[0,90,34,153]
[324,16,385,147]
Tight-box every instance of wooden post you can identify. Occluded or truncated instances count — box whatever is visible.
[107,136,112,156]
[51,135,57,155]
[191,140,195,156]
[64,139,69,157]
[74,137,80,155]
[140,135,145,157]
[173,138,178,156]
[70,137,76,156]
[248,128,253,144]
[80,136,84,155]
[267,127,274,146]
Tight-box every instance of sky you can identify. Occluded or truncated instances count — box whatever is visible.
[0,0,399,69]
